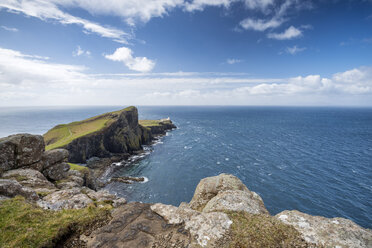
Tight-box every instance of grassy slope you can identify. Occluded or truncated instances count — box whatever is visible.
[139,120,162,127]
[44,107,135,150]
[68,163,89,172]
[0,196,111,248]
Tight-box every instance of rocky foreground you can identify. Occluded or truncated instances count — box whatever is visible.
[0,133,371,247]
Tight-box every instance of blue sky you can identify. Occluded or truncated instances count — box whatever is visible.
[0,0,371,106]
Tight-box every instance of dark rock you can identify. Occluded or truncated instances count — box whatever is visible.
[0,134,44,171]
[43,162,70,181]
[42,149,69,168]
[83,202,190,248]
[0,179,39,201]
[111,176,145,184]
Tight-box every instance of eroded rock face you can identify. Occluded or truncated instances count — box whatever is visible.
[189,173,250,211]
[203,189,268,214]
[42,149,69,168]
[43,162,70,181]
[0,179,39,201]
[151,203,232,247]
[2,168,57,194]
[84,202,191,248]
[39,188,93,210]
[276,210,372,248]
[0,134,44,172]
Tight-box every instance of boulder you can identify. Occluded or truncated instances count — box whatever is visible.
[84,202,190,248]
[2,168,56,193]
[151,203,232,247]
[42,149,69,168]
[39,188,93,210]
[203,190,268,214]
[189,173,250,211]
[0,134,44,171]
[42,162,70,181]
[83,188,117,202]
[276,210,372,248]
[0,179,39,201]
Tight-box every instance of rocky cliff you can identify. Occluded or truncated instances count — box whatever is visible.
[44,106,176,163]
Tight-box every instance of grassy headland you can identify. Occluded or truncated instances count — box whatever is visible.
[44,107,135,150]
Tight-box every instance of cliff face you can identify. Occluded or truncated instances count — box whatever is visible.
[44,106,175,163]
[64,107,150,163]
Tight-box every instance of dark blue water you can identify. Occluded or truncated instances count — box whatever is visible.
[0,106,371,229]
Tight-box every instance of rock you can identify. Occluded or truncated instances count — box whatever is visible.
[42,162,70,181]
[83,188,117,202]
[112,198,127,207]
[84,202,190,248]
[39,188,93,210]
[202,189,268,214]
[0,134,44,171]
[0,179,39,201]
[111,176,145,184]
[2,168,56,193]
[276,210,372,248]
[189,173,250,211]
[42,149,69,168]
[151,203,232,247]
[54,170,86,189]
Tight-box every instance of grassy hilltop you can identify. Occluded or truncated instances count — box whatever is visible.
[44,106,172,151]
[44,107,135,150]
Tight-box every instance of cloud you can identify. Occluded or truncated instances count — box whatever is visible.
[184,0,233,12]
[226,58,242,64]
[240,18,283,31]
[73,46,91,57]
[0,0,130,43]
[105,47,155,72]
[1,25,18,32]
[282,45,306,55]
[267,26,302,40]
[244,0,274,11]
[1,47,371,106]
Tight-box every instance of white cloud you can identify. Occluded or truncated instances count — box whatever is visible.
[283,45,306,55]
[105,47,155,72]
[0,0,130,43]
[244,0,274,12]
[184,0,233,12]
[73,46,91,57]
[267,26,302,40]
[1,47,371,106]
[1,25,18,32]
[240,18,283,31]
[226,58,242,64]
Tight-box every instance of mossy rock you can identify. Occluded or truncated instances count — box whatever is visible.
[226,211,314,248]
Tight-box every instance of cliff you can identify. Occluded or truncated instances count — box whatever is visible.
[44,106,176,163]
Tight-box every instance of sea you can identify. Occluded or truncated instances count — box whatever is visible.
[0,106,371,229]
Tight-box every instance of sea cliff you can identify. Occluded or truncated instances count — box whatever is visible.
[44,106,176,163]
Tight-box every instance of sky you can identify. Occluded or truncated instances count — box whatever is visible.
[0,0,371,106]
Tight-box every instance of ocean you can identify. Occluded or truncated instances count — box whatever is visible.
[0,106,371,229]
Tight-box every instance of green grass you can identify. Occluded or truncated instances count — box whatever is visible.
[0,196,111,248]
[68,163,88,172]
[44,107,135,150]
[139,120,162,127]
[226,211,312,248]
